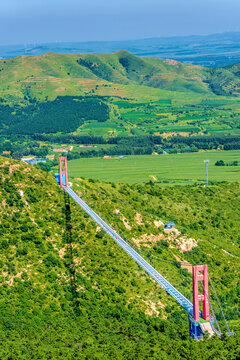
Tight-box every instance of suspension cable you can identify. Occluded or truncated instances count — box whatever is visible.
[72,184,195,305]
[208,275,234,335]
[77,181,165,225]
[75,183,195,267]
[201,280,222,336]
[72,181,235,336]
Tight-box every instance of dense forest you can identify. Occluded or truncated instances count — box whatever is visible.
[0,96,109,135]
[0,156,239,358]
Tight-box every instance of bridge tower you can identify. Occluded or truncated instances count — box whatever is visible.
[189,265,212,339]
[55,156,68,186]
[193,265,210,322]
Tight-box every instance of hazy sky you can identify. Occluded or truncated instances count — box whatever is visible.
[1,0,240,45]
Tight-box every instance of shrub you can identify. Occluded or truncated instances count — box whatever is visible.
[96,230,105,239]
[21,233,34,242]
[0,240,9,249]
[43,254,61,268]
[116,286,125,294]
[44,229,51,237]
[215,160,225,166]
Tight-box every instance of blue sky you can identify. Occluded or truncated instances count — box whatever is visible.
[1,0,240,45]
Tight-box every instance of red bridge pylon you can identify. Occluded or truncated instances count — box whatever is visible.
[58,156,68,187]
[192,265,210,322]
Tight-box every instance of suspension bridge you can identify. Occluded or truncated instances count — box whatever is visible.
[55,157,233,340]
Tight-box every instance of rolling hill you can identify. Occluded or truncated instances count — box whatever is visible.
[0,50,207,102]
[1,50,240,104]
[1,51,240,140]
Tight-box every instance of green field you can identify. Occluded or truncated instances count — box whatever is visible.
[67,150,240,184]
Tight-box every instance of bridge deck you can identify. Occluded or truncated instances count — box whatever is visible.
[64,186,193,314]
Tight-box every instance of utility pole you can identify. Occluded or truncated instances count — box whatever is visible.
[204,160,209,186]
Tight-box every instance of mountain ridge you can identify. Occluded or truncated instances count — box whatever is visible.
[1,31,240,67]
[1,50,240,104]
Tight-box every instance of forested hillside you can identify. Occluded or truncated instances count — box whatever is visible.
[0,156,239,358]
[0,96,109,134]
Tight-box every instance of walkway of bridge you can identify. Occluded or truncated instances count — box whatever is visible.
[64,185,194,315]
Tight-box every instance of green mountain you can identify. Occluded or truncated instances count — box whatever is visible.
[1,50,240,103]
[2,51,240,139]
[0,156,239,358]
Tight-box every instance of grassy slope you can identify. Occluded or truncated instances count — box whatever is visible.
[0,156,239,358]
[1,50,240,104]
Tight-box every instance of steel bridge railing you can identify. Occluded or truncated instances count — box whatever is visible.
[64,186,194,315]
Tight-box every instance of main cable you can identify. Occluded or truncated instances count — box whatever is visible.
[201,280,222,336]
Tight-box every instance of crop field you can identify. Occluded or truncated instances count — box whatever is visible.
[115,99,240,137]
[67,150,240,184]
[69,95,240,138]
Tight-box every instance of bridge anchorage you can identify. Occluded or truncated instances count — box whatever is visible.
[55,157,233,340]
